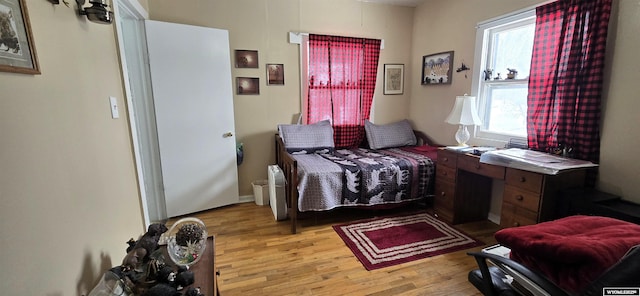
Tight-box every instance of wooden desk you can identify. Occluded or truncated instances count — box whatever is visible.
[434,148,587,228]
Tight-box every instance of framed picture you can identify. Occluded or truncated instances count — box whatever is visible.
[266,64,284,85]
[0,0,40,74]
[421,51,454,85]
[236,77,259,95]
[383,64,404,95]
[234,50,259,68]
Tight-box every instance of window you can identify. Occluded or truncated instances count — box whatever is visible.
[301,34,381,148]
[472,10,535,143]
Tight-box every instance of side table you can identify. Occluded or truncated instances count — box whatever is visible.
[188,236,218,296]
[161,236,219,295]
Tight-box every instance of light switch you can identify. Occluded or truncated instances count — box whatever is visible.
[109,96,120,119]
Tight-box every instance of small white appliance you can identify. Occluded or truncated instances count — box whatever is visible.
[268,165,287,221]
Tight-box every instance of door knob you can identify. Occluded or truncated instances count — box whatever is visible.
[223,132,233,138]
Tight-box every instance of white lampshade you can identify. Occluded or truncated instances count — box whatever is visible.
[445,95,482,126]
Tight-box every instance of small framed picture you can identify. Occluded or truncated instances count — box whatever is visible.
[383,64,404,95]
[234,50,259,68]
[0,0,40,74]
[266,64,284,85]
[236,77,260,95]
[421,51,454,85]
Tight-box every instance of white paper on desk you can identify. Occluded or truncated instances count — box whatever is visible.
[479,148,598,175]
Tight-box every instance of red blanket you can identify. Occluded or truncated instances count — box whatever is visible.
[495,215,640,293]
[398,144,439,162]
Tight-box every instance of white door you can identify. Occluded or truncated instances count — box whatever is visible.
[145,20,239,217]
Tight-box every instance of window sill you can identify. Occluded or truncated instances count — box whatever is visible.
[483,78,528,84]
[471,130,525,149]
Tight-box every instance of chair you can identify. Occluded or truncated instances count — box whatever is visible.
[468,242,640,295]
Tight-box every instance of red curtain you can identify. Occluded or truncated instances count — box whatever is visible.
[307,34,381,148]
[527,0,611,167]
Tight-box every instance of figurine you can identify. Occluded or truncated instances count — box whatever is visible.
[122,223,168,270]
[484,69,492,81]
[89,223,202,296]
[142,266,200,296]
[183,287,205,296]
[506,68,518,79]
[456,62,470,78]
[456,62,470,72]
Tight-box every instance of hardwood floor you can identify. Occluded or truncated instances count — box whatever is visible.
[169,202,501,296]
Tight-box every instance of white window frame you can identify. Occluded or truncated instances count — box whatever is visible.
[470,9,536,147]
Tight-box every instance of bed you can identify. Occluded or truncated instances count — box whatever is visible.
[275,119,440,234]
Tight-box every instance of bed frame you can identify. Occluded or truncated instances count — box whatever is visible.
[275,130,438,234]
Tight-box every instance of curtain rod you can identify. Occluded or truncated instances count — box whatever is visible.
[288,32,384,49]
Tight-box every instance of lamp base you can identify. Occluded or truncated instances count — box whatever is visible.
[454,125,470,146]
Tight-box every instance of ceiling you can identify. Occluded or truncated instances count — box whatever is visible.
[358,0,427,7]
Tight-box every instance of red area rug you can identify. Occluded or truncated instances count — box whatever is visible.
[333,212,483,270]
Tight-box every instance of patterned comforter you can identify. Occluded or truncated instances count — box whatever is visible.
[293,147,435,211]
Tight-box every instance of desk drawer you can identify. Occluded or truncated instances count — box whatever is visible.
[435,208,454,224]
[458,154,505,179]
[434,178,455,224]
[506,168,543,194]
[434,179,455,211]
[436,165,456,182]
[503,185,541,213]
[437,149,457,168]
[501,202,538,228]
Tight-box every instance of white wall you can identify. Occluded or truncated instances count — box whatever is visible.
[0,2,144,295]
[597,0,640,200]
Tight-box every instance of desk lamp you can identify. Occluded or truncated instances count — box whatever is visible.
[445,94,482,146]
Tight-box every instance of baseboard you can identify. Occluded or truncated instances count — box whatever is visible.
[488,212,501,225]
[239,195,254,203]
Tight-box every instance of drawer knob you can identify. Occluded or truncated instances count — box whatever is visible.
[443,157,448,162]
[520,176,526,182]
[513,222,520,227]
[440,192,446,197]
[475,164,481,169]
[516,195,524,201]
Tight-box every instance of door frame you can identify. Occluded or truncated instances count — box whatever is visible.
[113,0,165,228]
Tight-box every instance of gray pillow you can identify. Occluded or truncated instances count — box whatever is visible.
[365,119,417,150]
[278,120,335,154]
